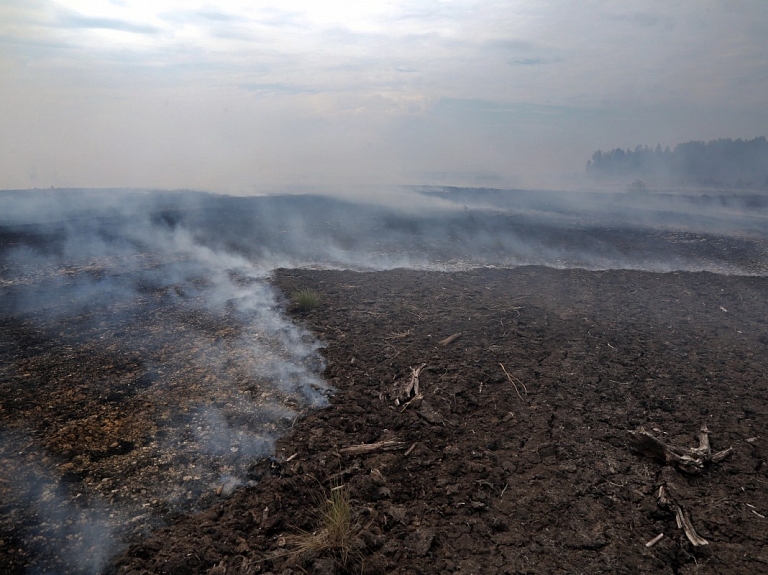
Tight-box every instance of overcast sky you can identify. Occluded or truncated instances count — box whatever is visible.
[1,0,767,193]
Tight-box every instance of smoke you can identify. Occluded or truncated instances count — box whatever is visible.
[0,432,116,575]
[1,185,767,573]
[0,189,335,573]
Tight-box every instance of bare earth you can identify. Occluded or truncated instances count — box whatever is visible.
[104,265,768,575]
[2,189,768,574]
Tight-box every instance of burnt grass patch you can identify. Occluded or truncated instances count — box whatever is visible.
[105,266,768,575]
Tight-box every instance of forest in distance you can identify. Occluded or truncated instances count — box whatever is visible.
[587,136,768,190]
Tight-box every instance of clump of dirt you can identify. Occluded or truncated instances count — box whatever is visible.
[109,266,768,575]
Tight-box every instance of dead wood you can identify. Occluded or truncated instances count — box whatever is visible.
[339,440,406,456]
[628,424,734,474]
[711,447,735,463]
[645,533,664,548]
[438,332,462,346]
[696,424,711,458]
[399,394,423,412]
[404,363,427,398]
[627,431,700,472]
[657,486,709,546]
[636,424,732,546]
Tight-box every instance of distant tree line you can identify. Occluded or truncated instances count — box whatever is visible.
[587,137,768,190]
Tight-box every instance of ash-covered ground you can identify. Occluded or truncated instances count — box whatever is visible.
[1,187,767,574]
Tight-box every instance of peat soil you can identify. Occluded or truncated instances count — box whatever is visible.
[109,265,768,575]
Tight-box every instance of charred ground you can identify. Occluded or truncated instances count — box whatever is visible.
[111,265,768,574]
[1,189,768,574]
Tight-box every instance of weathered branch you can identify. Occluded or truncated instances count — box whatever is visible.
[438,333,462,346]
[403,363,427,399]
[696,424,711,458]
[711,447,735,463]
[628,425,733,475]
[657,486,709,546]
[645,533,664,548]
[339,440,406,456]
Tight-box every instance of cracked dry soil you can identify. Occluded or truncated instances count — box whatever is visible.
[107,265,768,575]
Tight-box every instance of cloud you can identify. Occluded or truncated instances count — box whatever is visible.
[192,9,243,23]
[158,7,251,26]
[238,82,318,95]
[606,10,665,28]
[507,57,559,66]
[253,7,308,29]
[1,1,768,191]
[483,38,538,52]
[56,13,160,35]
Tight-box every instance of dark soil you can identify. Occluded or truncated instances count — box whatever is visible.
[107,265,768,575]
[2,189,768,574]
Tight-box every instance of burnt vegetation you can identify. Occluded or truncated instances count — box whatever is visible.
[1,189,768,574]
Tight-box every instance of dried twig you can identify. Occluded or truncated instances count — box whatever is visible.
[696,424,712,459]
[399,394,423,412]
[438,332,462,346]
[339,440,406,457]
[628,424,733,474]
[500,363,528,401]
[645,533,664,548]
[404,363,427,398]
[657,486,709,546]
[385,329,412,340]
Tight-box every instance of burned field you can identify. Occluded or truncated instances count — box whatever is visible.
[1,189,768,574]
[111,266,768,575]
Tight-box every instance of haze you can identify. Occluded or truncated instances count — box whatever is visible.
[1,0,767,193]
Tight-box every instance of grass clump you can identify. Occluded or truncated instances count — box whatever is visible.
[292,288,321,311]
[284,483,364,571]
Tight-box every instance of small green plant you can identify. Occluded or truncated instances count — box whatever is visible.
[284,482,363,571]
[292,288,321,311]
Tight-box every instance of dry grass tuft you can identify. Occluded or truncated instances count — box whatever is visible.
[283,482,364,571]
[292,288,321,311]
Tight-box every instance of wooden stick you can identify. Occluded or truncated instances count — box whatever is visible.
[629,425,734,474]
[676,506,709,546]
[628,431,702,472]
[696,424,711,458]
[339,440,406,456]
[657,486,709,546]
[439,332,462,346]
[645,533,664,548]
[711,447,734,463]
[404,363,427,397]
[400,394,423,412]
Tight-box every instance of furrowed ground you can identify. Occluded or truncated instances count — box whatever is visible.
[111,266,768,575]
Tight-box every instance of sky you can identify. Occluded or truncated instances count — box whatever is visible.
[1,0,767,193]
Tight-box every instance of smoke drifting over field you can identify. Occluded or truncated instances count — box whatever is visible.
[1,186,767,573]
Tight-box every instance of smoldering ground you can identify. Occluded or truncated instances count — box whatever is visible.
[1,186,767,574]
[0,190,331,574]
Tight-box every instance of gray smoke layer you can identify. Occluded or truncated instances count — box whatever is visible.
[0,432,116,575]
[0,190,333,574]
[0,185,767,573]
